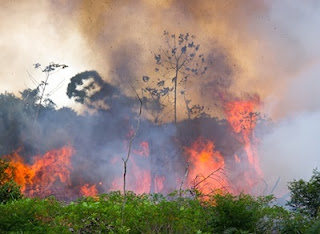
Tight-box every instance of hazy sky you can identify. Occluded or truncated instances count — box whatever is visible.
[0,0,319,115]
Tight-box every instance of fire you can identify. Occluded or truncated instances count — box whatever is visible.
[80,184,98,197]
[130,158,151,194]
[185,137,228,195]
[224,100,262,177]
[5,152,34,192]
[131,141,151,193]
[234,154,240,163]
[1,105,265,199]
[133,141,150,157]
[110,140,152,194]
[109,159,152,194]
[155,176,165,193]
[225,101,258,134]
[5,146,74,198]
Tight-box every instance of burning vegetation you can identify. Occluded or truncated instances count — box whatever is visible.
[4,146,75,199]
[0,31,268,201]
[1,1,320,232]
[0,72,265,200]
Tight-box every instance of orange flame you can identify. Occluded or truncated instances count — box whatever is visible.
[185,137,228,195]
[6,146,74,197]
[110,140,152,194]
[224,100,262,177]
[234,154,240,163]
[80,184,98,197]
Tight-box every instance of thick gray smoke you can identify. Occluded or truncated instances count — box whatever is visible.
[1,0,320,198]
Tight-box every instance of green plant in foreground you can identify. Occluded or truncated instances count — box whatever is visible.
[0,197,66,232]
[0,189,318,233]
[288,169,320,218]
[0,180,23,204]
[0,159,23,204]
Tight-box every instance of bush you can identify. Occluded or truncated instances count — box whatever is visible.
[288,169,320,218]
[207,193,280,233]
[0,159,23,204]
[56,191,209,233]
[0,197,66,232]
[0,188,317,233]
[0,180,22,204]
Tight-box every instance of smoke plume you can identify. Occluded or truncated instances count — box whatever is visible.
[1,0,320,198]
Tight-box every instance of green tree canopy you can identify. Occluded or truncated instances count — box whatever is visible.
[288,169,320,218]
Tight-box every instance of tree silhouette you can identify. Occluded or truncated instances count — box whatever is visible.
[143,31,207,123]
[33,62,68,122]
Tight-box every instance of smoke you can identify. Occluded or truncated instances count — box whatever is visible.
[0,0,95,109]
[1,0,319,113]
[260,110,320,196]
[259,64,320,197]
[1,0,320,198]
[256,1,320,197]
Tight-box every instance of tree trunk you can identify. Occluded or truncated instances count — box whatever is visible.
[34,72,49,124]
[174,68,178,124]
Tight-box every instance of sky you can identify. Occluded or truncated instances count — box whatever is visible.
[1,0,320,196]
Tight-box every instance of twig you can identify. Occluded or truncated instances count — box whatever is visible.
[192,167,223,189]
[270,177,281,195]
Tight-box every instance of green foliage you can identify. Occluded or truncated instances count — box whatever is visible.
[0,159,22,204]
[0,158,14,183]
[280,212,313,234]
[207,193,275,233]
[306,218,320,234]
[288,169,320,218]
[0,197,66,233]
[57,194,122,233]
[0,189,318,233]
[0,180,22,204]
[57,191,208,233]
[0,163,319,233]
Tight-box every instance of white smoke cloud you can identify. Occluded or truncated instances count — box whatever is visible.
[260,108,320,197]
[0,1,93,108]
[260,64,320,197]
[259,1,320,197]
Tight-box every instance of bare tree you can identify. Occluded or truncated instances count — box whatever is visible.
[122,87,143,221]
[143,31,207,123]
[33,62,68,123]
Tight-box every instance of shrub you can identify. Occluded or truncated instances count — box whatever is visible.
[0,197,65,232]
[0,159,23,204]
[207,193,277,233]
[288,169,320,218]
[56,191,209,233]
